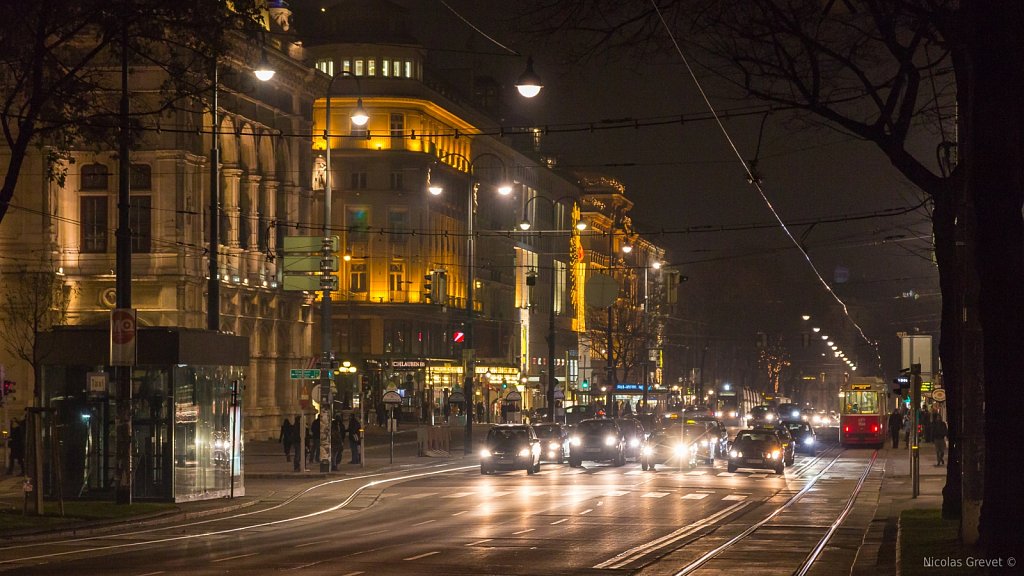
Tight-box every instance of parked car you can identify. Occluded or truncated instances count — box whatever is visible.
[782,420,817,454]
[615,418,646,461]
[727,429,786,474]
[569,418,626,467]
[532,422,569,463]
[479,425,541,475]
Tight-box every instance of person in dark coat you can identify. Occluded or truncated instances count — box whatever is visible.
[887,410,903,449]
[279,418,294,462]
[7,419,25,475]
[331,417,344,471]
[932,414,948,466]
[347,414,361,464]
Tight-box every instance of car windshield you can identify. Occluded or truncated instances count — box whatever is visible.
[737,432,776,443]
[533,425,560,438]
[785,423,808,433]
[579,420,617,433]
[488,428,529,444]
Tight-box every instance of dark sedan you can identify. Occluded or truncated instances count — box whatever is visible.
[479,425,541,475]
[783,420,818,454]
[569,418,626,467]
[532,422,569,463]
[616,418,646,461]
[727,429,786,474]
[640,425,703,471]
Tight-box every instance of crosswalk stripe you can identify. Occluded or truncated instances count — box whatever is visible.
[681,493,709,500]
[722,494,748,501]
[642,492,669,498]
[605,490,629,497]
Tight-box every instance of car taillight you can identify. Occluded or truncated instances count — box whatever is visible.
[843,426,850,433]
[871,424,879,432]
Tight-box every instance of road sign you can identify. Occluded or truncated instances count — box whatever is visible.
[290,369,322,379]
[283,275,338,292]
[448,391,466,403]
[453,331,465,343]
[110,308,137,366]
[283,255,338,273]
[382,390,402,405]
[283,235,339,253]
[932,389,946,402]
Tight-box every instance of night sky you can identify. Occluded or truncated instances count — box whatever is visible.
[358,0,942,379]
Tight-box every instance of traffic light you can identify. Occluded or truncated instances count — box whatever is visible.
[892,374,911,394]
[424,271,434,302]
[1,379,13,399]
[501,380,508,390]
[580,379,590,391]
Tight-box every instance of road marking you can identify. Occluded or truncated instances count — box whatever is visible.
[682,493,709,500]
[722,494,748,501]
[452,510,468,516]
[442,492,476,498]
[466,539,493,547]
[624,470,644,475]
[605,490,629,497]
[404,551,440,561]
[137,572,165,576]
[551,519,568,525]
[402,492,437,499]
[593,500,752,569]
[411,519,436,527]
[512,529,535,535]
[717,472,736,477]
[696,489,717,494]
[341,572,364,576]
[748,473,768,478]
[295,539,331,547]
[642,492,669,498]
[686,470,707,475]
[212,553,258,563]
[580,508,594,515]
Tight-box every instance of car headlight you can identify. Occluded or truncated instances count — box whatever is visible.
[745,413,753,420]
[630,438,640,447]
[715,411,723,418]
[641,445,653,456]
[765,414,774,422]
[804,437,814,445]
[701,439,710,447]
[771,450,781,459]
[605,435,617,446]
[570,436,581,446]
[480,449,492,458]
[549,442,561,451]
[730,411,738,418]
[519,448,531,457]
[673,444,688,456]
[729,449,739,458]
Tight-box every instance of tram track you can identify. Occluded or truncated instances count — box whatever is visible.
[669,447,878,576]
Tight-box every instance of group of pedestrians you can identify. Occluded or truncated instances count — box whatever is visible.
[278,413,362,471]
[887,406,947,466]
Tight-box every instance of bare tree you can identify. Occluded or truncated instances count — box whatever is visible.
[0,0,268,226]
[516,0,1020,553]
[0,257,76,403]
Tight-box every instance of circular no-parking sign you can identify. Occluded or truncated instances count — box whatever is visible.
[111,309,136,345]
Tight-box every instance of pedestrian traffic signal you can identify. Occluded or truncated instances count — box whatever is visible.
[1,379,13,399]
[580,379,590,391]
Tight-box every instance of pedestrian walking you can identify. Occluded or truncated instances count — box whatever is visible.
[310,416,321,465]
[347,413,362,464]
[291,415,304,471]
[331,416,344,471]
[887,410,902,449]
[279,417,294,462]
[932,414,948,466]
[7,418,25,476]
[922,408,933,442]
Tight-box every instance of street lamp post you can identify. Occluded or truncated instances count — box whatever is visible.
[518,195,587,424]
[429,152,512,453]
[318,70,367,472]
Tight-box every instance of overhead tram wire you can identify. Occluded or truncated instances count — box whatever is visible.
[650,0,883,370]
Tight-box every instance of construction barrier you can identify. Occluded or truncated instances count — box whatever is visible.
[417,426,451,456]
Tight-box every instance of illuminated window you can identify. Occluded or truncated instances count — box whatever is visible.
[554,260,566,314]
[354,59,364,76]
[514,247,538,309]
[381,60,390,77]
[315,59,334,77]
[404,60,412,78]
[390,113,404,139]
[341,59,352,74]
[367,59,376,76]
[349,261,367,292]
[389,262,405,292]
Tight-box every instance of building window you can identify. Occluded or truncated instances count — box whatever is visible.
[81,163,109,191]
[554,260,566,314]
[129,195,152,253]
[389,171,404,191]
[390,113,404,140]
[130,163,151,190]
[347,207,368,244]
[404,60,413,78]
[80,196,108,253]
[393,60,401,77]
[349,262,367,293]
[388,208,408,243]
[389,262,405,292]
[315,58,334,76]
[350,119,368,138]
[367,58,376,76]
[341,59,352,74]
[381,60,390,77]
[354,59,364,76]
[350,171,367,189]
[514,247,538,309]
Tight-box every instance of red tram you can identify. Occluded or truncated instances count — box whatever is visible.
[839,378,887,448]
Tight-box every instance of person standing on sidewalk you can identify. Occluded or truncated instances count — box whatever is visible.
[6,418,25,475]
[887,410,902,448]
[279,418,294,462]
[347,413,361,464]
[931,414,947,465]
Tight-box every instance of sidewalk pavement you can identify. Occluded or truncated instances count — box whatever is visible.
[854,441,949,576]
[0,423,485,539]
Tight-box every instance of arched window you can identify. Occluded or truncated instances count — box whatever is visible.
[130,164,152,190]
[81,163,109,190]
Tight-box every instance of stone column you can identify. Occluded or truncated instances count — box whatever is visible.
[222,167,244,280]
[262,179,280,280]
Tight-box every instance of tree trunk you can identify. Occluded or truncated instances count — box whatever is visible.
[962,2,1024,555]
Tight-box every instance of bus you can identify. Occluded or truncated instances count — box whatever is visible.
[839,377,887,447]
